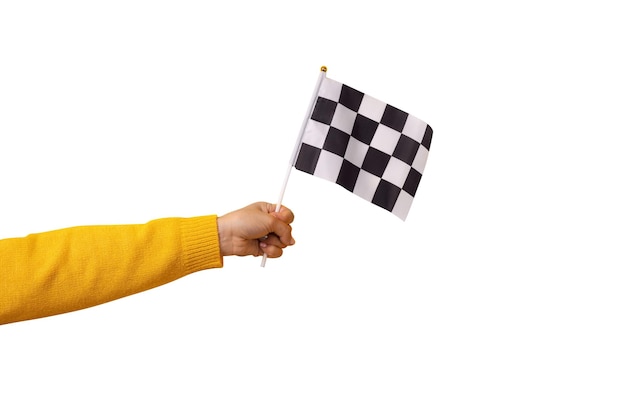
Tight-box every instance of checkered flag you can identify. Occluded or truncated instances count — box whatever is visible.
[293,73,433,220]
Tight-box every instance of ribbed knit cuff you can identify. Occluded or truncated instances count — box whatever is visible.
[179,215,223,274]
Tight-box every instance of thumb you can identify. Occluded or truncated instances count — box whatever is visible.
[270,205,295,225]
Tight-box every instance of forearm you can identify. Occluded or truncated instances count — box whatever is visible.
[0,216,222,325]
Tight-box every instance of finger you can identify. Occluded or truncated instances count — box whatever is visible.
[261,233,287,249]
[261,202,279,214]
[268,219,295,247]
[270,206,295,224]
[260,202,294,223]
[260,243,284,258]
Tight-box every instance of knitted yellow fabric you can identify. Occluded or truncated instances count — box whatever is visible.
[0,216,222,325]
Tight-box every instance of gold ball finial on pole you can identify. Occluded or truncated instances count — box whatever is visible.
[320,66,327,72]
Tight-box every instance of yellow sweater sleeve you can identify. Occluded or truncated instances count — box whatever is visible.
[0,216,223,325]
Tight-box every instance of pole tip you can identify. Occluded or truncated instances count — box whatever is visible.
[320,66,327,72]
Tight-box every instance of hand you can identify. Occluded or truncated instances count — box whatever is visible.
[217,202,295,258]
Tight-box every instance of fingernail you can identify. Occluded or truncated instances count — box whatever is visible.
[260,242,267,248]
[290,238,296,245]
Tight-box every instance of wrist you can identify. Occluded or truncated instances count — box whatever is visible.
[216,216,232,257]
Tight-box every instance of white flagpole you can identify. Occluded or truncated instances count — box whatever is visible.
[261,66,328,267]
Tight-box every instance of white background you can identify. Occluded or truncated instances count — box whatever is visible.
[1,1,625,416]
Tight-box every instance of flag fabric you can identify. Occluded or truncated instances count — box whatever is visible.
[293,76,433,220]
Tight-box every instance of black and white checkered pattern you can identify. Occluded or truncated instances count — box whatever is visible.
[294,76,432,220]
